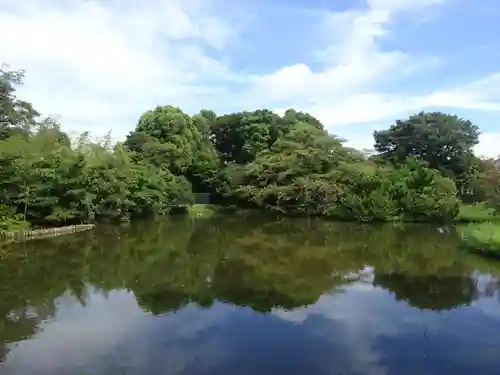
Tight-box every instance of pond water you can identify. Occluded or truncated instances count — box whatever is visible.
[1,214,500,375]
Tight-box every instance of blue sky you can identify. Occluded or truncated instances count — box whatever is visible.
[1,0,499,157]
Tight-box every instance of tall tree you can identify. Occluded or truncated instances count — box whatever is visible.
[125,105,200,174]
[212,109,286,165]
[0,66,40,140]
[192,109,217,136]
[282,109,324,130]
[125,105,219,193]
[374,111,480,184]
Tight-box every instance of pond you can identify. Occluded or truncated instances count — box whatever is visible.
[1,214,500,375]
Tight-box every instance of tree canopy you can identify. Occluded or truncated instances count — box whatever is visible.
[0,69,191,229]
[374,112,481,193]
[2,66,499,230]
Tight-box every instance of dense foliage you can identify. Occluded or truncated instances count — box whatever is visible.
[0,67,191,230]
[374,112,480,179]
[373,111,499,204]
[124,105,463,223]
[2,66,499,230]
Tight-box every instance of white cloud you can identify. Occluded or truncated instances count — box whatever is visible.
[0,0,238,138]
[345,125,500,160]
[344,129,500,159]
[475,133,500,159]
[3,288,236,374]
[1,0,500,154]
[243,0,445,114]
[272,283,416,375]
[243,0,500,139]
[3,290,143,373]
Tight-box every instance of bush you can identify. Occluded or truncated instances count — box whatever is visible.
[0,205,30,234]
[234,152,459,222]
[386,159,460,222]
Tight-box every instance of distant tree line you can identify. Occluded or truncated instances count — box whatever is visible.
[1,66,499,230]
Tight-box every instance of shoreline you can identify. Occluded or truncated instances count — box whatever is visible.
[1,224,95,243]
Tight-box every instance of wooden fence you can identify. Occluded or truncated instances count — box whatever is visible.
[0,224,95,243]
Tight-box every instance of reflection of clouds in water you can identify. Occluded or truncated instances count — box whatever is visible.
[2,288,235,375]
[125,302,237,375]
[473,298,500,319]
[272,277,470,375]
[3,289,144,374]
[273,282,402,375]
[3,275,500,375]
[471,273,500,319]
[273,275,500,375]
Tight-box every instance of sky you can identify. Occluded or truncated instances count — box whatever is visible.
[1,0,500,158]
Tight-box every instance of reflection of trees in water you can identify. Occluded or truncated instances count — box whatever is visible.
[374,273,477,311]
[128,216,351,314]
[136,290,192,315]
[0,310,39,362]
[2,216,500,353]
[0,234,91,362]
[374,272,500,311]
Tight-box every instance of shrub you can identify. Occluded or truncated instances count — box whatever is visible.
[0,205,30,234]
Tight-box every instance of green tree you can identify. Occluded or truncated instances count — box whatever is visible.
[0,204,29,234]
[212,109,289,165]
[465,158,500,204]
[125,105,219,193]
[232,122,459,222]
[192,109,217,135]
[0,64,479,225]
[384,158,460,222]
[282,108,324,130]
[234,120,356,215]
[0,66,39,140]
[125,105,200,174]
[374,272,476,311]
[374,111,480,186]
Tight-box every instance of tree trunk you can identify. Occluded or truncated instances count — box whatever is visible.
[23,185,30,219]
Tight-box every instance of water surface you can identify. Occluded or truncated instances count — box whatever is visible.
[1,215,500,375]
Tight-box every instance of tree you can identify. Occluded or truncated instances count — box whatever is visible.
[374,272,477,311]
[233,120,354,214]
[0,65,39,140]
[0,204,29,233]
[125,105,200,174]
[0,124,193,225]
[229,116,460,222]
[457,157,500,203]
[212,109,288,165]
[125,106,220,193]
[192,109,217,136]
[282,108,324,130]
[374,112,480,185]
[0,65,472,225]
[383,158,460,222]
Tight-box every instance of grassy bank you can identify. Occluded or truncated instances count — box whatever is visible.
[459,222,500,258]
[187,204,241,218]
[455,204,498,223]
[188,204,218,218]
[188,203,499,223]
